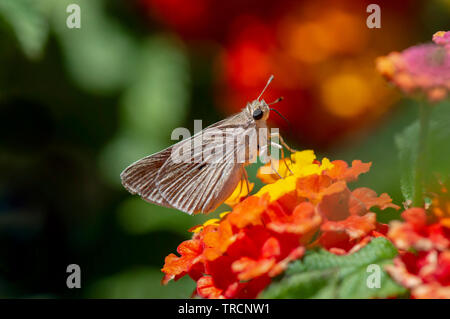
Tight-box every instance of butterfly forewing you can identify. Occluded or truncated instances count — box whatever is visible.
[120,147,174,208]
[121,112,259,215]
[156,113,257,214]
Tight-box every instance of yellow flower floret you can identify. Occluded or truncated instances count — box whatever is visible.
[256,150,333,202]
[224,180,254,206]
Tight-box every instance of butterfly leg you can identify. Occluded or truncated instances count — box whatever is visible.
[260,143,283,179]
[279,147,295,176]
[270,160,283,179]
[270,132,298,167]
[270,132,298,153]
[242,167,251,198]
[269,137,294,176]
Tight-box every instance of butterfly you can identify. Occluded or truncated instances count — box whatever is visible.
[120,75,294,215]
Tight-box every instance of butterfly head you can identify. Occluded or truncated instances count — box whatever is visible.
[248,99,270,122]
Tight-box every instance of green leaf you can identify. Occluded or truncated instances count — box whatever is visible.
[0,0,49,59]
[395,121,418,203]
[260,238,407,299]
[47,0,137,93]
[261,269,339,299]
[395,100,450,203]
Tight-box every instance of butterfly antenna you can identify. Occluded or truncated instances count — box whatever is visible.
[268,96,284,105]
[257,74,274,100]
[269,104,296,169]
[269,106,292,135]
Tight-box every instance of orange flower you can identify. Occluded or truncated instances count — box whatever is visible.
[203,220,234,261]
[314,180,398,254]
[265,201,322,238]
[161,150,399,298]
[227,195,269,229]
[325,160,372,182]
[161,236,204,284]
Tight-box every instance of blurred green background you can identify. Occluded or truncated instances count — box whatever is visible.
[0,0,448,298]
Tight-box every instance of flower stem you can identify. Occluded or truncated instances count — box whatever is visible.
[413,102,432,207]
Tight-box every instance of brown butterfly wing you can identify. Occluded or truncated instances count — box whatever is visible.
[120,147,174,208]
[121,112,257,215]
[156,113,257,214]
[156,159,244,214]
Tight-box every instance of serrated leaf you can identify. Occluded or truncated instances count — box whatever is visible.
[287,236,398,275]
[261,269,338,299]
[261,238,407,299]
[338,259,405,299]
[395,100,450,203]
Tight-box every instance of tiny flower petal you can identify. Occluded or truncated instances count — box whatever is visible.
[266,201,322,236]
[326,160,372,182]
[316,181,351,221]
[224,180,254,206]
[227,195,269,228]
[161,238,203,283]
[197,276,224,299]
[232,257,276,281]
[321,213,377,240]
[433,31,450,47]
[351,187,400,211]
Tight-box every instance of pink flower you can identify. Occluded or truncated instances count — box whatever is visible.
[376,31,450,102]
[433,31,450,48]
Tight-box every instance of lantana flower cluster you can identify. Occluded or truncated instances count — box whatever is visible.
[161,151,399,298]
[386,184,450,298]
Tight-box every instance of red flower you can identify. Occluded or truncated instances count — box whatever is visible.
[388,208,450,251]
[386,250,450,298]
[140,0,289,41]
[386,182,450,299]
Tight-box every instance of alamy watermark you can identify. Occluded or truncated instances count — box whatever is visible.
[66,264,81,289]
[169,120,283,174]
[366,4,381,29]
[66,4,81,29]
[366,264,381,289]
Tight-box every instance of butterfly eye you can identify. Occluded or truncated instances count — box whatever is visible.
[252,109,263,120]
